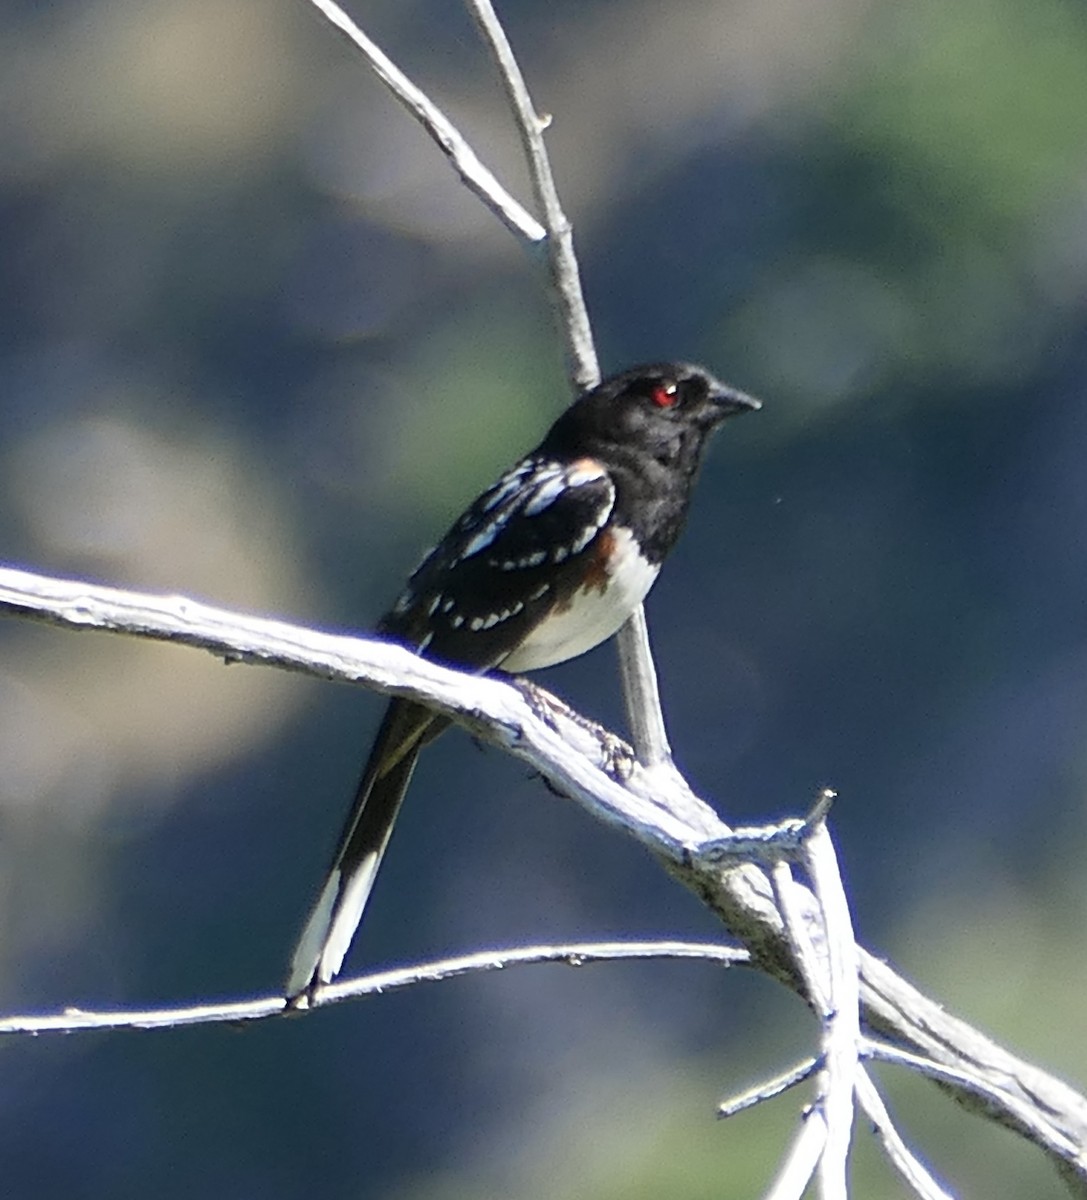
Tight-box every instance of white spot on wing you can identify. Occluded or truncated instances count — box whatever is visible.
[461,459,611,558]
[496,549,547,570]
[462,522,502,558]
[480,462,533,514]
[570,517,606,554]
[523,468,567,516]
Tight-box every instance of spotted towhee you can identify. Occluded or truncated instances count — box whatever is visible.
[286,361,760,999]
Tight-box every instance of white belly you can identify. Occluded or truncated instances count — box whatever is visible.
[500,527,659,672]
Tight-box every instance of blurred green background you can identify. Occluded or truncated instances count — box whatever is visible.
[1,0,1086,1196]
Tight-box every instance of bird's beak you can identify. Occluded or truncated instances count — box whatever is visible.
[712,383,762,417]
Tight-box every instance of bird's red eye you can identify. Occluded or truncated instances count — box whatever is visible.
[651,383,678,408]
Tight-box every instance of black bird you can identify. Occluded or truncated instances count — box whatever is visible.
[287,362,760,999]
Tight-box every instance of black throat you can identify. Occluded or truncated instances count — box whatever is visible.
[584,425,711,564]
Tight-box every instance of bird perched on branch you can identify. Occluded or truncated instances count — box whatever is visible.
[287,361,760,1001]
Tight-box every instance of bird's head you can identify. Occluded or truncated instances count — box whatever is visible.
[544,362,761,466]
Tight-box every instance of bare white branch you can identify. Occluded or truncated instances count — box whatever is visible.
[465,0,599,389]
[855,1069,954,1200]
[303,0,546,243]
[1,940,747,1035]
[615,604,675,765]
[862,1038,1085,1166]
[751,807,857,1198]
[771,860,828,1009]
[3,563,1086,1189]
[717,1057,820,1120]
[802,814,859,1200]
[764,1113,827,1200]
[0,565,713,854]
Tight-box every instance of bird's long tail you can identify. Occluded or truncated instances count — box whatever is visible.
[286,699,444,1000]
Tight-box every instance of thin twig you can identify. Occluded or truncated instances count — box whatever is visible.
[771,860,827,1010]
[855,1068,954,1200]
[802,813,859,1199]
[767,858,842,1197]
[717,1057,821,1120]
[0,940,748,1035]
[862,1038,1085,1164]
[464,0,675,768]
[303,0,545,243]
[464,0,598,388]
[764,1113,828,1200]
[721,803,857,1197]
[616,605,674,763]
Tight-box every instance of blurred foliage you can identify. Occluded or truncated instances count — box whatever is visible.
[0,0,1086,1197]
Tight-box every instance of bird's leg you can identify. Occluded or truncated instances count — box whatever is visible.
[510,676,635,781]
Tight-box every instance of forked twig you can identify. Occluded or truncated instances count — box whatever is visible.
[304,0,545,243]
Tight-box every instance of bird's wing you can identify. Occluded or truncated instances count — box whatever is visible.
[380,455,616,669]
